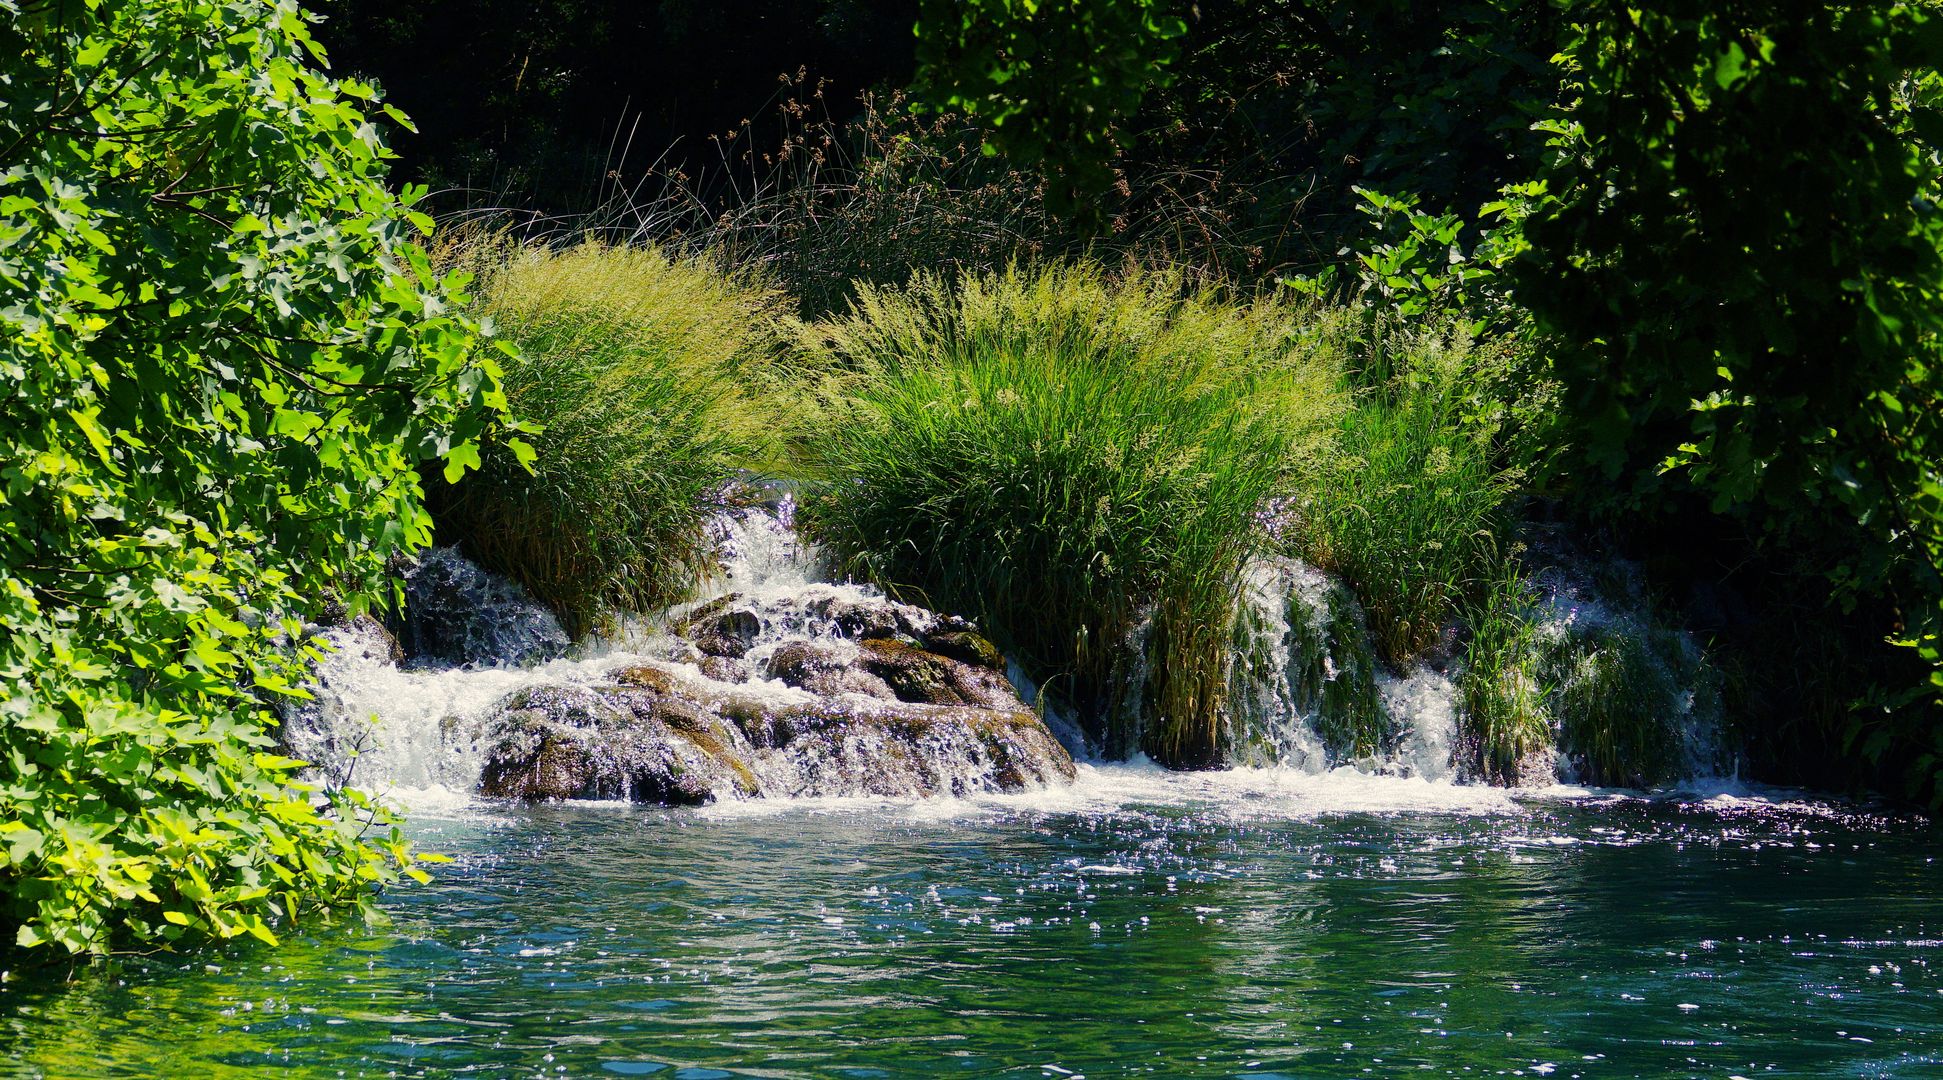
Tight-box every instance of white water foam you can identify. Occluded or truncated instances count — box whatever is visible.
[1379,667,1462,782]
[691,758,1525,824]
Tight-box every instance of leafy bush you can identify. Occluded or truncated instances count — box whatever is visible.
[0,0,514,953]
[429,239,788,637]
[799,264,1342,765]
[1507,2,1943,804]
[913,0,1186,210]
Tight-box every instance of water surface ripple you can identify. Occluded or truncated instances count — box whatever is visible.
[4,767,1937,1078]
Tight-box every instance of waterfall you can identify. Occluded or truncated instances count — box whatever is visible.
[282,496,1730,803]
[1225,556,1461,781]
[1216,548,1728,788]
[1525,559,1728,784]
[280,495,1074,803]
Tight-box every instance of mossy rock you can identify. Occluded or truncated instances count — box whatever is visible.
[925,630,1004,671]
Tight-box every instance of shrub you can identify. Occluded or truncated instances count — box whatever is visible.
[799,264,1343,765]
[0,0,513,954]
[428,239,788,637]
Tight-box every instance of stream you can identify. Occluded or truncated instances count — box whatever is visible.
[3,504,1936,1077]
[2,772,1936,1077]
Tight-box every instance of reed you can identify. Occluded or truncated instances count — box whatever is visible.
[1295,326,1526,665]
[1458,566,1553,783]
[428,237,789,637]
[798,263,1344,764]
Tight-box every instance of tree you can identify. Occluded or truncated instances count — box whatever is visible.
[0,0,522,953]
[913,0,1187,212]
[1505,1,1943,803]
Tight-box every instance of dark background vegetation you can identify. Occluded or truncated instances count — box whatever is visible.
[312,0,919,212]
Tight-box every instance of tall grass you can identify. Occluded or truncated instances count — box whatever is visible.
[798,264,1344,765]
[429,238,788,637]
[1540,603,1720,787]
[1458,566,1552,783]
[1294,327,1531,664]
[480,84,1272,320]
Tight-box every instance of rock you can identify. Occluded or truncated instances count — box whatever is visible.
[398,547,569,668]
[696,655,753,683]
[761,640,843,684]
[924,630,1003,671]
[856,638,1017,709]
[673,596,764,659]
[334,614,404,666]
[473,564,1069,805]
[475,661,1075,805]
[477,683,758,804]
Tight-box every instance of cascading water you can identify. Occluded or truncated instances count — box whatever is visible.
[280,495,1073,804]
[278,583,613,797]
[283,493,1731,805]
[1225,555,1462,781]
[1525,557,1729,784]
[1218,547,1727,788]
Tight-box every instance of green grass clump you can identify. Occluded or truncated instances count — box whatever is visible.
[1547,626,1676,786]
[1296,328,1529,665]
[1459,567,1553,783]
[798,264,1344,765]
[431,239,788,637]
[1541,612,1720,787]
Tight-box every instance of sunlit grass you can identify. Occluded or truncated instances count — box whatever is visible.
[429,236,789,637]
[797,263,1344,764]
[1458,565,1552,782]
[1294,326,1529,665]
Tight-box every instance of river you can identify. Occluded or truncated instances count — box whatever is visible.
[4,766,1936,1078]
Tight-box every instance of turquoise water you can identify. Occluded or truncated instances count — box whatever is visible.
[3,767,1937,1078]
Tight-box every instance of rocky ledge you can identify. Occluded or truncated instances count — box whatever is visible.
[474,589,1076,804]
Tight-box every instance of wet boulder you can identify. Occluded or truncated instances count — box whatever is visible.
[923,630,1004,671]
[475,661,1075,805]
[855,638,1016,708]
[397,547,569,668]
[676,596,765,659]
[476,683,759,804]
[478,576,1076,805]
[762,641,898,700]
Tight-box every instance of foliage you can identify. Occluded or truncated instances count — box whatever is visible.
[1300,0,1563,237]
[0,0,514,953]
[1506,1,1943,805]
[798,264,1342,765]
[913,0,1186,212]
[430,238,788,637]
